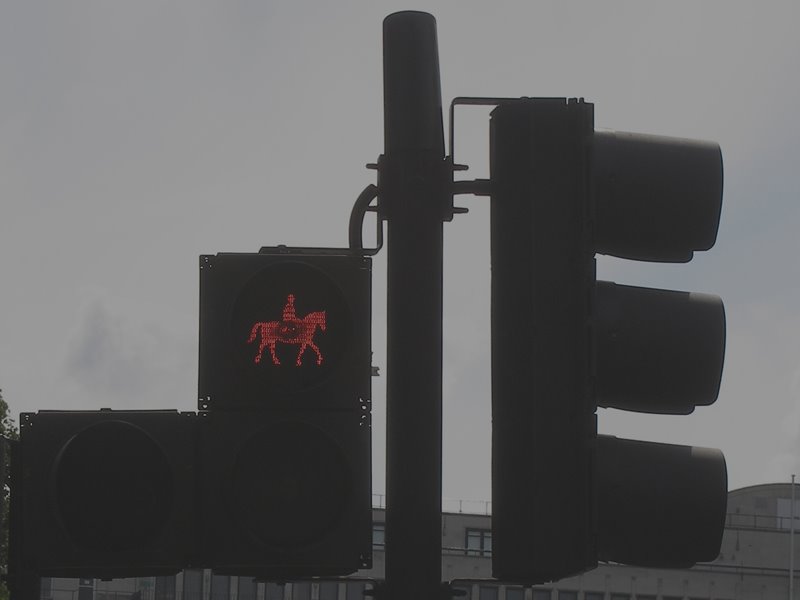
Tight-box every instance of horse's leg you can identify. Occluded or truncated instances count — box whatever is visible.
[308,341,323,365]
[254,333,268,364]
[269,340,281,365]
[295,344,307,367]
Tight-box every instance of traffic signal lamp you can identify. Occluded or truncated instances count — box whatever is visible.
[490,98,727,583]
[199,409,371,578]
[198,249,371,412]
[197,248,373,577]
[14,410,196,578]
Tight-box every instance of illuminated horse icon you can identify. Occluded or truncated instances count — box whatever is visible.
[247,294,327,366]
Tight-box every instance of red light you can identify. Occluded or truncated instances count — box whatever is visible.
[247,294,327,366]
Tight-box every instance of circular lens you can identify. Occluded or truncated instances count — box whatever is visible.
[231,262,352,397]
[53,421,173,552]
[230,421,351,549]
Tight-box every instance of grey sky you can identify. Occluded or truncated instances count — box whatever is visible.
[1,1,798,503]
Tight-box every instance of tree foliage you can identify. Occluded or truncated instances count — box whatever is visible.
[0,389,18,600]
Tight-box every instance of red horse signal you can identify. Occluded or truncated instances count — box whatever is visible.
[247,294,327,366]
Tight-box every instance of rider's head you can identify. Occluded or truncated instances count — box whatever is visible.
[283,294,296,320]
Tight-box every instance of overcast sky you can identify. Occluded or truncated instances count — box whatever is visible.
[2,1,798,506]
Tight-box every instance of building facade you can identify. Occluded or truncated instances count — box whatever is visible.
[41,483,800,600]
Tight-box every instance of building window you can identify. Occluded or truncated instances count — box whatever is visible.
[373,522,386,548]
[636,595,656,600]
[320,583,339,600]
[480,587,499,600]
[610,594,629,600]
[183,570,204,600]
[40,578,52,600]
[466,528,492,556]
[155,576,177,600]
[78,579,94,600]
[347,582,366,600]
[506,588,524,600]
[293,583,311,600]
[266,583,284,600]
[558,591,578,600]
[211,574,230,600]
[532,590,551,600]
[237,578,257,600]
[585,593,604,600]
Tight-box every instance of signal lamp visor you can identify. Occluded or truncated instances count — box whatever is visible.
[592,131,723,263]
[595,281,726,414]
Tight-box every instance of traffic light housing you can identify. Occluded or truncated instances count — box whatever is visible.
[10,248,372,581]
[198,409,371,578]
[14,410,196,579]
[198,248,373,577]
[198,250,371,412]
[490,98,727,583]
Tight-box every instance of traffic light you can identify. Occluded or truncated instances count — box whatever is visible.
[490,98,727,583]
[9,248,372,582]
[14,410,196,578]
[197,247,373,577]
[198,249,371,412]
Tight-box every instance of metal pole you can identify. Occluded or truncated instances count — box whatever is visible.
[382,11,446,600]
[791,474,795,600]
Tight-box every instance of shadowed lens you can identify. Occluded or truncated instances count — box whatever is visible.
[54,421,173,552]
[230,421,350,549]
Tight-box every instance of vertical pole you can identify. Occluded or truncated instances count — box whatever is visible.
[791,474,795,600]
[382,11,446,600]
[7,438,41,600]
